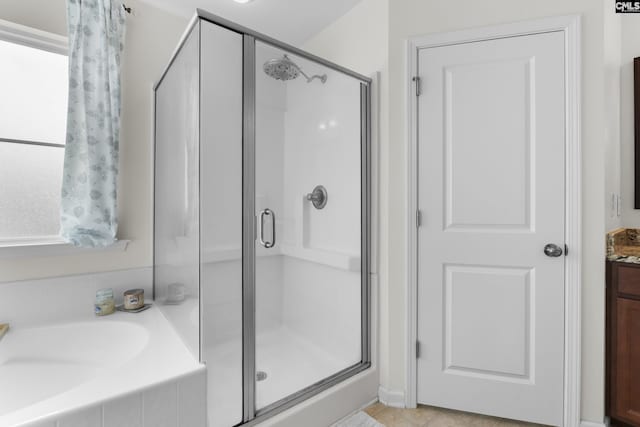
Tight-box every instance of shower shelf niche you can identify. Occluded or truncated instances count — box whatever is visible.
[198,244,359,272]
[280,244,360,272]
[200,246,281,263]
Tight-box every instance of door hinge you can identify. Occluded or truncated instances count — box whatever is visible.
[416,341,421,358]
[565,244,568,256]
[412,76,422,96]
[416,210,422,228]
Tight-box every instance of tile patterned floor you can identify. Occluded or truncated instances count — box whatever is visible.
[364,403,547,427]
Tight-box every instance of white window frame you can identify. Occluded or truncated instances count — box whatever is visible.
[0,18,128,257]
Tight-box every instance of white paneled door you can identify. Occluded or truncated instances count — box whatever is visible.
[416,31,565,426]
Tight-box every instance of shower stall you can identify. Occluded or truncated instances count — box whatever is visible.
[153,10,371,427]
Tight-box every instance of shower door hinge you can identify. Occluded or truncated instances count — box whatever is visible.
[412,76,422,96]
[416,340,421,358]
[416,210,422,228]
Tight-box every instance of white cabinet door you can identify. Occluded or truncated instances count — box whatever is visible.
[417,30,565,426]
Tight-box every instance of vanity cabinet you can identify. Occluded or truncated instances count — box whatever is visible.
[607,261,640,427]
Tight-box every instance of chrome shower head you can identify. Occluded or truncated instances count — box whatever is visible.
[263,55,327,84]
[263,55,301,81]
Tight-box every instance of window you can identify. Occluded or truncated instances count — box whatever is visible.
[0,20,68,244]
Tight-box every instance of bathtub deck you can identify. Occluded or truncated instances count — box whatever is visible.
[0,307,202,427]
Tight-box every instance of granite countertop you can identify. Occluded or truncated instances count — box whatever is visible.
[607,228,640,264]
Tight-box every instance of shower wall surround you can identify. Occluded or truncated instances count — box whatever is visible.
[154,10,374,427]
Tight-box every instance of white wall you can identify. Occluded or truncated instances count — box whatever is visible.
[0,0,188,282]
[0,0,67,36]
[604,5,622,232]
[621,16,640,227]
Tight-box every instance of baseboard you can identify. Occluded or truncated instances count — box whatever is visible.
[580,421,607,427]
[377,386,405,408]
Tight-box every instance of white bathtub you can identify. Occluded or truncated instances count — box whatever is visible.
[0,306,203,427]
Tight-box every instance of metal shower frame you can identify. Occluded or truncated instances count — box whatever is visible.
[154,9,372,427]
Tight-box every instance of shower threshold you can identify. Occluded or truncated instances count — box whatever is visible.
[205,326,368,427]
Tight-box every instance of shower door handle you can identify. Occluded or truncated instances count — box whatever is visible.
[259,209,276,249]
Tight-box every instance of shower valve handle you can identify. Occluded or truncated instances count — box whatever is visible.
[306,185,328,210]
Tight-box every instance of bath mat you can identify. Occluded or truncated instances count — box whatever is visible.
[332,411,384,427]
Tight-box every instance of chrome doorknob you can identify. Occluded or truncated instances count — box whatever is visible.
[544,243,563,257]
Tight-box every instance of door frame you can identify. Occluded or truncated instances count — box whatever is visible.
[404,15,582,426]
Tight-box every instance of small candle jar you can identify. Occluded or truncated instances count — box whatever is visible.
[95,288,115,316]
[124,288,144,310]
[167,283,185,303]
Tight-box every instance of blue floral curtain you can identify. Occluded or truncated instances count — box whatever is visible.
[60,0,127,247]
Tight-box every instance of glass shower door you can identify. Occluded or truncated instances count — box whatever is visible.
[155,16,371,427]
[253,40,365,411]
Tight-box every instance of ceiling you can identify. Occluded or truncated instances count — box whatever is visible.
[139,0,363,46]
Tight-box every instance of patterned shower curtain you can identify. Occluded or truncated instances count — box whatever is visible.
[60,0,126,247]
